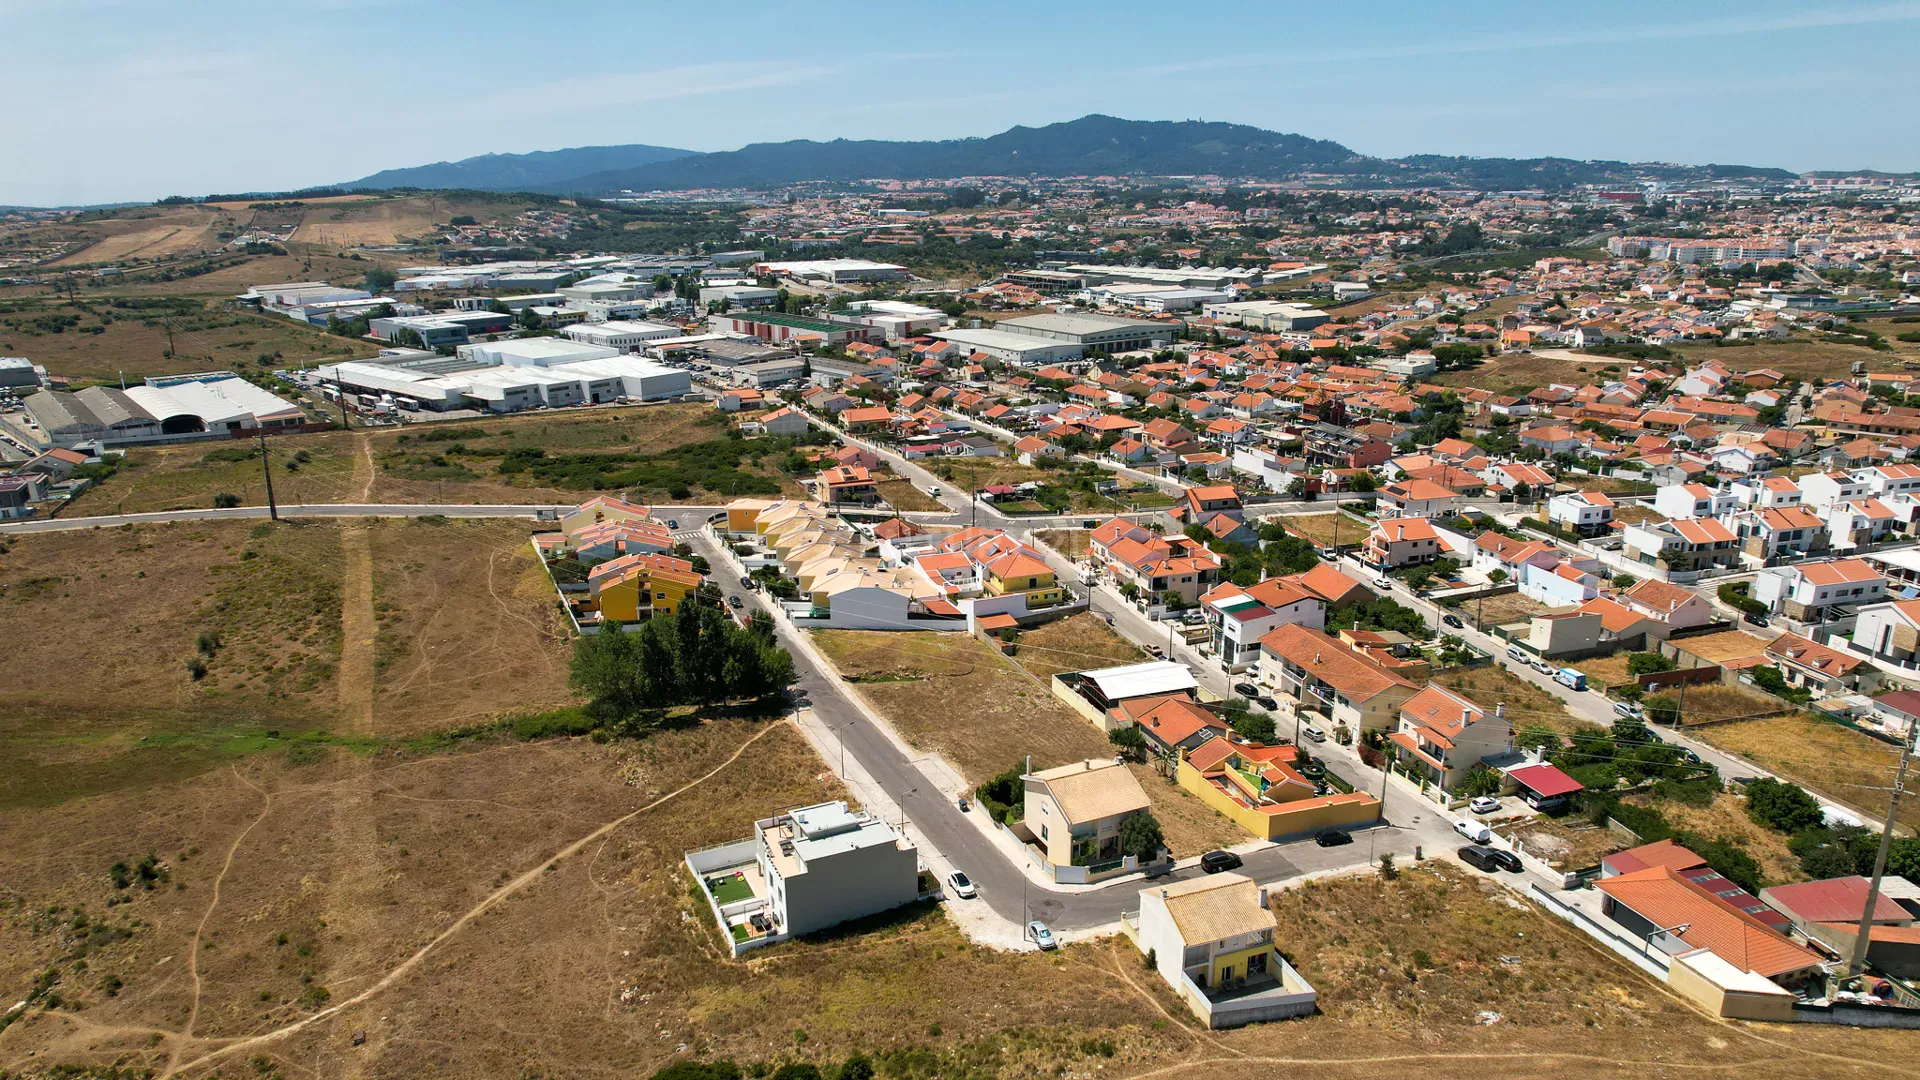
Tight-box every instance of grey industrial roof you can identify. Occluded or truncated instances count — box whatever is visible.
[998,312,1166,335]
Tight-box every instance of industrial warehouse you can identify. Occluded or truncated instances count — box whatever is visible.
[313,338,691,414]
[13,371,306,449]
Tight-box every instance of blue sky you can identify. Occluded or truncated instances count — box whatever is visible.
[3,0,1918,206]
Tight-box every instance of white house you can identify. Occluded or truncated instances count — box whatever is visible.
[1856,463,1920,500]
[1202,579,1326,673]
[1653,483,1735,520]
[1751,558,1887,621]
[1547,491,1615,537]
[1798,471,1868,512]
[1520,560,1600,607]
[1617,579,1715,630]
[1130,873,1317,1029]
[1469,531,1561,580]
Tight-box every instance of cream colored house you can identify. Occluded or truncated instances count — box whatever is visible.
[1128,873,1317,1028]
[1022,759,1157,882]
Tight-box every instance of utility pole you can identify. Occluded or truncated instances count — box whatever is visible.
[257,427,278,521]
[1847,724,1915,978]
[162,315,176,360]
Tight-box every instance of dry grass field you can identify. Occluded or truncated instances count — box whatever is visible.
[873,477,942,511]
[1575,651,1638,690]
[1269,511,1365,549]
[1622,790,1804,886]
[1465,590,1552,630]
[0,719,1907,1080]
[0,300,379,382]
[288,194,519,247]
[809,628,1242,856]
[1672,630,1774,664]
[41,204,233,266]
[1690,712,1915,831]
[1011,612,1146,682]
[1435,664,1585,735]
[1497,815,1622,871]
[1035,527,1092,558]
[1677,339,1912,380]
[66,405,808,515]
[0,517,577,808]
[1432,350,1616,393]
[68,432,361,515]
[1667,683,1788,725]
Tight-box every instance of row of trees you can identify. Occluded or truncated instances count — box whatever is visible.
[569,603,795,729]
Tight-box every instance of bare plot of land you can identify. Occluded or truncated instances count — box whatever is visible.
[874,478,942,511]
[0,301,380,382]
[1577,476,1661,497]
[810,628,1242,855]
[1010,612,1145,682]
[289,196,504,247]
[1611,503,1665,524]
[364,517,575,735]
[1671,630,1774,664]
[1435,664,1585,735]
[1666,682,1786,725]
[45,204,230,266]
[68,432,360,515]
[1498,816,1622,871]
[1432,350,1613,393]
[1268,511,1366,549]
[1465,590,1552,630]
[1677,340,1904,381]
[1689,712,1915,831]
[1034,528,1091,559]
[1575,651,1638,690]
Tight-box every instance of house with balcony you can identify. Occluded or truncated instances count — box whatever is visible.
[813,465,880,507]
[1730,475,1803,511]
[1128,873,1318,1028]
[1654,483,1736,521]
[1855,462,1920,500]
[578,552,702,627]
[1364,517,1444,569]
[1021,759,1160,883]
[1798,471,1869,512]
[1519,560,1600,607]
[684,799,920,955]
[1824,498,1901,551]
[1387,685,1514,794]
[1751,558,1886,622]
[1256,623,1419,735]
[1201,578,1326,673]
[1729,506,1829,567]
[1622,518,1740,577]
[1104,533,1222,606]
[1546,491,1616,537]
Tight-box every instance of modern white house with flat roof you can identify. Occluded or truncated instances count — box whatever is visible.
[685,800,920,955]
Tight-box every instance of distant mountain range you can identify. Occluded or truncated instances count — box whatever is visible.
[341,143,695,192]
[337,115,1798,196]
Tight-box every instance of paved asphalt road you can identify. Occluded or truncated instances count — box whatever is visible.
[692,530,1419,930]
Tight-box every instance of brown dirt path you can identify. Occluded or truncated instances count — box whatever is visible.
[337,438,377,735]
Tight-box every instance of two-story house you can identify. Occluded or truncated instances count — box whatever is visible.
[1378,479,1462,519]
[1797,471,1869,512]
[1256,623,1419,734]
[1617,579,1716,631]
[1364,517,1445,569]
[1023,759,1159,882]
[1387,685,1514,794]
[1623,518,1740,575]
[1201,578,1327,673]
[1546,491,1616,537]
[1751,558,1887,621]
[1470,531,1561,581]
[1729,506,1829,566]
[752,801,920,937]
[1653,483,1736,521]
[1131,872,1317,1028]
[1847,598,1920,670]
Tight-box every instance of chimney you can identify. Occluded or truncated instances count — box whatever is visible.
[1257,886,1269,908]
[1085,759,1093,770]
[1462,706,1472,726]
[1160,888,1169,899]
[1496,702,1505,719]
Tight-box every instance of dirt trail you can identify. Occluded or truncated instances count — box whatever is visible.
[168,768,271,1075]
[160,721,786,1079]
[337,438,378,735]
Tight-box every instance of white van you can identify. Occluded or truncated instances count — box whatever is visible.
[1453,818,1493,844]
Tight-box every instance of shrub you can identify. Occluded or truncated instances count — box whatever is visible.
[195,630,220,656]
[187,656,208,680]
[1626,652,1674,677]
[212,493,241,509]
[1745,777,1824,833]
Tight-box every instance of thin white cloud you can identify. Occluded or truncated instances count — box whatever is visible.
[483,61,844,114]
[1139,1,1920,76]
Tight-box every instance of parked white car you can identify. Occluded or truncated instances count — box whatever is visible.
[1453,818,1493,843]
[1469,796,1502,815]
[947,871,977,899]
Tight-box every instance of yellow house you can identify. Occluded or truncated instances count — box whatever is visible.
[1021,759,1154,881]
[560,495,653,535]
[1129,873,1317,1028]
[584,553,703,623]
[724,497,783,536]
[981,548,1066,605]
[1176,738,1381,842]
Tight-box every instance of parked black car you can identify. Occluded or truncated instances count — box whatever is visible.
[1200,850,1243,873]
[1255,695,1279,711]
[1313,828,1353,847]
[1743,613,1770,627]
[1486,848,1523,873]
[1233,682,1260,698]
[1458,845,1502,872]
[1442,614,1464,629]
